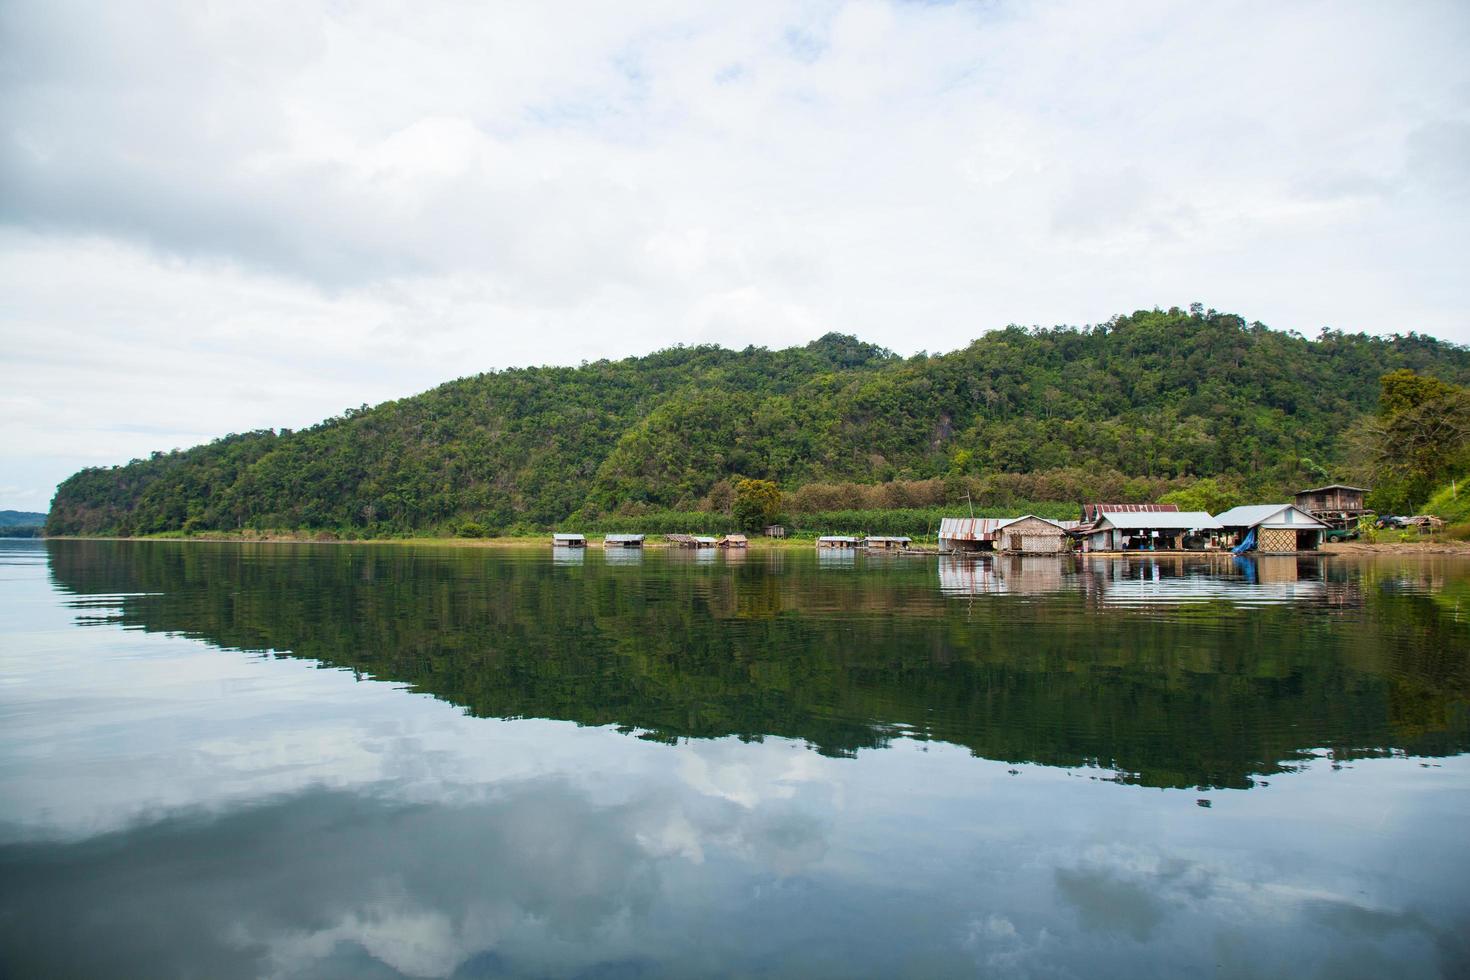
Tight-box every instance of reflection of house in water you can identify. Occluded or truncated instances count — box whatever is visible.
[602,547,643,565]
[551,547,585,565]
[1078,556,1329,607]
[817,547,858,567]
[937,555,1069,595]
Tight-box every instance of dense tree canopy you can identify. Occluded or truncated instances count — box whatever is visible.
[47,308,1470,536]
[1350,371,1470,513]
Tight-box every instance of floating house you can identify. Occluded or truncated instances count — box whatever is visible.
[937,517,1010,552]
[552,533,586,548]
[1294,485,1370,529]
[1214,504,1326,552]
[693,536,718,548]
[865,535,912,550]
[603,534,644,548]
[817,535,862,549]
[1081,511,1221,552]
[718,533,748,549]
[993,516,1070,553]
[764,525,787,538]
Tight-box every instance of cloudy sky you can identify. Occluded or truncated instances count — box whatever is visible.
[2,0,1467,511]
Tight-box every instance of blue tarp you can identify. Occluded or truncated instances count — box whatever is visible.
[1231,528,1256,555]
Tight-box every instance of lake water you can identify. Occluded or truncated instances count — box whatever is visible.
[2,539,1468,978]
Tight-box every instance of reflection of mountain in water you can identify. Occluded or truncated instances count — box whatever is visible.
[46,541,1470,790]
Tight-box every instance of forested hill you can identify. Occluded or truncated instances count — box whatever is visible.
[48,308,1470,536]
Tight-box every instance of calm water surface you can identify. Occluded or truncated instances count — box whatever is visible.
[2,540,1468,978]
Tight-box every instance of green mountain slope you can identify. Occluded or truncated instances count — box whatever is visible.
[47,308,1470,536]
[0,511,46,528]
[1423,479,1470,526]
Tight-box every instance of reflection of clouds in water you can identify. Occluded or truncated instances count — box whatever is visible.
[960,915,1061,980]
[1,782,662,979]
[0,768,847,979]
[675,737,831,809]
[1036,842,1467,979]
[1053,845,1211,941]
[4,761,1468,979]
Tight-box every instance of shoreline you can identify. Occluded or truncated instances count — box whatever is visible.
[32,535,1470,556]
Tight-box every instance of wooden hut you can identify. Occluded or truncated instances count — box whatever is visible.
[551,533,586,548]
[1294,485,1370,530]
[665,533,696,548]
[865,535,912,550]
[764,525,787,538]
[1082,512,1220,552]
[718,533,748,549]
[817,535,861,549]
[603,534,644,548]
[1214,504,1325,552]
[994,516,1069,554]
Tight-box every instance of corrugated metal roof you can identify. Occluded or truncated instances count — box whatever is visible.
[1214,504,1326,529]
[1081,502,1180,522]
[552,533,585,541]
[1095,511,1222,530]
[1296,484,1368,495]
[938,517,1010,541]
[818,535,861,542]
[603,534,644,542]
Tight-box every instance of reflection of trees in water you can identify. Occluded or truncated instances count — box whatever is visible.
[46,542,1470,790]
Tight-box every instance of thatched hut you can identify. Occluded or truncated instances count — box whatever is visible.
[993,516,1070,554]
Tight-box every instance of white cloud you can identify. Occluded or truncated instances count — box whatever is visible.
[1,0,1467,508]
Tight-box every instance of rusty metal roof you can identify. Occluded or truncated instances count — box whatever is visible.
[938,517,1009,541]
[1080,502,1180,522]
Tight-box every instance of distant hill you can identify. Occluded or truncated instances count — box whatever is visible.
[47,308,1470,537]
[0,511,46,528]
